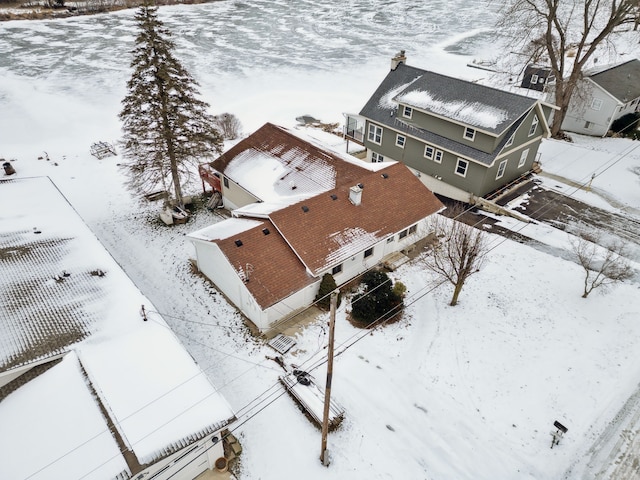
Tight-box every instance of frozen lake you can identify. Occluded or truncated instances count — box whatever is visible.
[0,0,500,159]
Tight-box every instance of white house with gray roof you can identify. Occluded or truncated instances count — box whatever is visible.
[555,59,640,137]
[344,52,554,202]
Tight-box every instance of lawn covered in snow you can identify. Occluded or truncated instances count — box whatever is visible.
[1,2,640,479]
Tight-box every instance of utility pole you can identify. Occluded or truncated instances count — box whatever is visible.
[320,289,339,466]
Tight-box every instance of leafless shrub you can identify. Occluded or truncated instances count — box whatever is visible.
[213,113,242,140]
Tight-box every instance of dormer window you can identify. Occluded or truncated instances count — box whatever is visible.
[464,127,475,141]
[402,106,413,118]
[528,114,539,137]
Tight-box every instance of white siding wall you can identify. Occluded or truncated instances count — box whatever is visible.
[135,432,225,480]
[263,281,321,330]
[561,80,620,137]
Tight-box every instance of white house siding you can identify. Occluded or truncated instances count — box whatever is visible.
[222,177,259,211]
[263,281,320,331]
[561,81,620,137]
[135,433,225,480]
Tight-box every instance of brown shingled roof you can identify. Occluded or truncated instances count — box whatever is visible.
[214,220,316,310]
[205,122,370,192]
[269,162,444,275]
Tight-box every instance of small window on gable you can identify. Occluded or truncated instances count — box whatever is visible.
[518,148,529,168]
[371,152,384,163]
[496,159,507,180]
[591,98,603,111]
[531,74,539,84]
[223,177,229,188]
[505,134,514,148]
[528,114,539,137]
[332,264,342,275]
[403,106,413,118]
[455,158,468,177]
[424,145,434,159]
[364,247,374,258]
[396,134,406,148]
[464,127,475,141]
[399,229,408,239]
[368,124,383,145]
[408,224,417,234]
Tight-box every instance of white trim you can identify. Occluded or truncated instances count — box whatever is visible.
[395,134,406,148]
[402,105,413,119]
[464,127,476,141]
[518,148,529,168]
[367,123,383,145]
[455,158,468,177]
[528,114,539,137]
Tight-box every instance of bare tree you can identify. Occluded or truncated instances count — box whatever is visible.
[570,232,633,298]
[423,208,489,306]
[213,113,243,140]
[496,0,639,138]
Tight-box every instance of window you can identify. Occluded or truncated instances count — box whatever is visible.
[386,236,394,244]
[332,264,342,275]
[368,124,383,144]
[464,127,476,141]
[591,98,603,111]
[371,151,384,163]
[496,159,507,179]
[424,145,434,159]
[396,134,406,148]
[364,247,374,258]
[528,114,539,137]
[223,176,229,188]
[455,158,468,177]
[505,134,514,148]
[403,106,413,118]
[584,121,593,129]
[531,74,539,84]
[399,229,408,239]
[434,149,443,163]
[408,224,417,234]
[518,148,529,168]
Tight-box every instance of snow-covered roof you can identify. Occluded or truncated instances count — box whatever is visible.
[189,217,263,241]
[0,177,235,477]
[359,63,539,165]
[202,123,378,206]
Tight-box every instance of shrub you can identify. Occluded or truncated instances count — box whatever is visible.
[351,270,403,325]
[315,273,341,310]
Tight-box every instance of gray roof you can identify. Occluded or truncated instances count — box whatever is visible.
[359,63,531,165]
[588,59,640,103]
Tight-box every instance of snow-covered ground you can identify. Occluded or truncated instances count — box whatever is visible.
[2,2,640,479]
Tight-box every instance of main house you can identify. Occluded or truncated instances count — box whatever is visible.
[0,177,236,480]
[553,58,640,137]
[344,52,554,202]
[191,123,444,332]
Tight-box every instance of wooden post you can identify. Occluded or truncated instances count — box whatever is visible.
[320,289,339,466]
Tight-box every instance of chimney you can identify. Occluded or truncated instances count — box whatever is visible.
[349,185,363,206]
[391,50,406,70]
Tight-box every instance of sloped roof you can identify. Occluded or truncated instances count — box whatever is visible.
[361,63,537,135]
[201,218,317,310]
[0,177,235,475]
[269,162,444,276]
[587,58,640,103]
[359,63,537,165]
[204,122,377,205]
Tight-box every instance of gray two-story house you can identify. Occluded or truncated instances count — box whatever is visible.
[345,52,554,202]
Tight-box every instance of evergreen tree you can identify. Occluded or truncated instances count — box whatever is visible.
[351,270,402,325]
[315,273,341,310]
[119,5,223,207]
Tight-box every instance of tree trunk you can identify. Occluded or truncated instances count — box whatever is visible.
[450,281,463,306]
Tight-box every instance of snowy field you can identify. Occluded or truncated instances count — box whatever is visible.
[2,1,640,479]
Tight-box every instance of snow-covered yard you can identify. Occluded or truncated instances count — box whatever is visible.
[2,2,640,479]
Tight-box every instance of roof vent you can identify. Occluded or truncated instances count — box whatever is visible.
[330,194,338,200]
[235,239,243,247]
[357,183,364,189]
[262,228,270,235]
[349,185,363,206]
[302,205,309,212]
[381,173,389,179]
